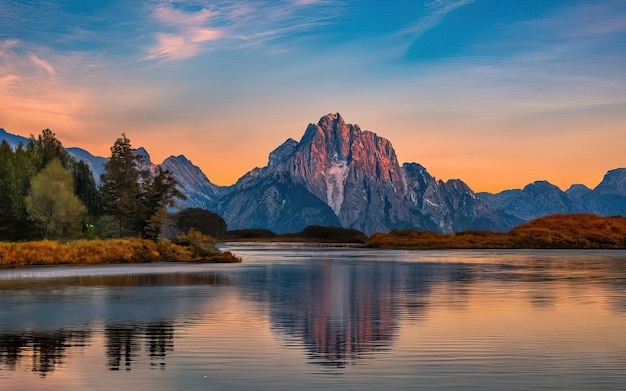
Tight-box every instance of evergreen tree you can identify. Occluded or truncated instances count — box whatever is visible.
[71,160,103,217]
[28,129,72,170]
[25,159,87,239]
[100,134,184,239]
[100,134,142,237]
[12,144,39,239]
[0,141,17,240]
[139,167,185,240]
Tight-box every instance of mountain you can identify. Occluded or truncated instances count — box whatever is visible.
[3,119,625,234]
[218,170,341,232]
[160,155,224,210]
[477,181,578,221]
[580,168,626,216]
[479,169,626,222]
[217,113,514,234]
[0,128,28,148]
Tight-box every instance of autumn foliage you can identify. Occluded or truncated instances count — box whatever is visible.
[366,214,626,249]
[0,236,240,266]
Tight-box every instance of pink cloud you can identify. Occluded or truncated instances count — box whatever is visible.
[145,1,225,61]
[191,28,222,42]
[29,54,56,76]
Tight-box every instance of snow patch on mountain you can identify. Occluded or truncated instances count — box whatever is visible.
[325,160,349,214]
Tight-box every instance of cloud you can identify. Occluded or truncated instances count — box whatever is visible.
[145,1,224,61]
[28,54,56,76]
[144,0,343,61]
[401,0,474,39]
[0,39,91,136]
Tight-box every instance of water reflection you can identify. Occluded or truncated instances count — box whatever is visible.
[268,261,400,367]
[105,321,174,371]
[238,259,495,368]
[0,329,90,377]
[0,248,626,389]
[0,270,228,377]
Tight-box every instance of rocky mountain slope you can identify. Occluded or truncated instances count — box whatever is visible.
[160,155,224,210]
[217,113,516,234]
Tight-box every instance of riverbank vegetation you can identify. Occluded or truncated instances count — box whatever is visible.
[0,233,240,266]
[366,214,626,249]
[0,129,239,264]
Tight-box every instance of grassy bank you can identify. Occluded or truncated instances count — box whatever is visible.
[0,238,241,266]
[366,214,626,249]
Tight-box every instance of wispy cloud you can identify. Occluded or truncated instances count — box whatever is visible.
[401,0,474,39]
[0,39,90,136]
[144,1,223,61]
[28,54,56,76]
[144,0,343,61]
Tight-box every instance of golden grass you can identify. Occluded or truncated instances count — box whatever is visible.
[366,214,626,249]
[0,238,241,266]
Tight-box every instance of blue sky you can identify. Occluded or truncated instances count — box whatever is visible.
[1,0,625,191]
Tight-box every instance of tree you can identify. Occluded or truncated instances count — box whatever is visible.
[28,128,72,170]
[0,141,17,240]
[70,159,103,217]
[25,159,87,239]
[100,134,184,239]
[100,134,142,237]
[138,167,185,240]
[28,129,101,216]
[11,143,39,240]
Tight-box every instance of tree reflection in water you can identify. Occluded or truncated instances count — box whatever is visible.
[0,321,175,375]
[105,321,174,371]
[0,329,90,377]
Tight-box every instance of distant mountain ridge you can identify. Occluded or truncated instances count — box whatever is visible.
[477,169,626,221]
[2,116,625,234]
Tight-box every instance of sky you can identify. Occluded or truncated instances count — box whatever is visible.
[1,0,625,192]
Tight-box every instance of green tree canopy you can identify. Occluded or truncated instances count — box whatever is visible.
[25,159,87,239]
[100,134,184,239]
[28,129,101,218]
[100,134,142,237]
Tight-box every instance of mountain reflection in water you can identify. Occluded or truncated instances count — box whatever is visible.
[1,248,626,391]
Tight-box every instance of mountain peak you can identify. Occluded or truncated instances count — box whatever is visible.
[595,168,626,195]
[268,138,298,168]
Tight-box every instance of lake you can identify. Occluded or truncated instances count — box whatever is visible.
[1,244,626,390]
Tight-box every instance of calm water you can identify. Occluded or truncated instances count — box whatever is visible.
[1,244,626,390]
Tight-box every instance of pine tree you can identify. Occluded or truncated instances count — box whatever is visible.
[70,160,103,217]
[0,141,17,240]
[100,134,185,239]
[139,167,185,240]
[100,134,143,237]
